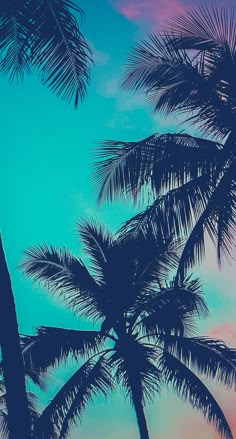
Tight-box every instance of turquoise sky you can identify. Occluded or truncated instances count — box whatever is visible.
[1,0,236,437]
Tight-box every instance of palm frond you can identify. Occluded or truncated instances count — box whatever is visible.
[77,219,112,284]
[24,366,50,391]
[0,0,91,106]
[162,335,236,389]
[20,244,102,317]
[32,0,92,107]
[122,33,191,96]
[0,0,31,81]
[122,26,236,137]
[136,276,208,337]
[165,4,236,54]
[117,221,182,291]
[120,175,212,243]
[159,351,233,439]
[94,133,221,205]
[22,327,103,372]
[34,356,113,439]
[177,164,236,276]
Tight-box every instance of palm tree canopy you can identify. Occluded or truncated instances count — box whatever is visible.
[0,0,92,107]
[94,5,236,273]
[20,220,236,438]
[123,5,236,139]
[94,131,236,273]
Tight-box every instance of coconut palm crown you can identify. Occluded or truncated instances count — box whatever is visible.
[20,219,236,439]
[94,4,236,276]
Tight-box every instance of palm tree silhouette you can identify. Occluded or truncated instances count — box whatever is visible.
[20,220,236,439]
[0,0,92,107]
[94,4,236,276]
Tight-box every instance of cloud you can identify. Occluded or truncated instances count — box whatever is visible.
[101,77,120,97]
[96,77,147,111]
[92,48,110,66]
[112,0,186,26]
[88,42,110,66]
[112,0,235,27]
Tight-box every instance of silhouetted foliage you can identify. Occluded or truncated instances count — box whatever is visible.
[20,220,236,439]
[0,0,92,107]
[94,4,236,275]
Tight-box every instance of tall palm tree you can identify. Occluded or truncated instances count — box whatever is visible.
[93,4,236,276]
[0,0,92,107]
[20,220,236,439]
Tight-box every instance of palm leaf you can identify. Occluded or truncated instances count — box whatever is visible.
[162,335,236,389]
[165,4,236,54]
[0,0,91,106]
[159,351,233,439]
[34,356,113,438]
[94,133,221,205]
[177,164,236,276]
[120,175,212,242]
[77,219,112,284]
[22,326,103,372]
[0,0,32,81]
[136,276,208,337]
[122,24,236,137]
[32,0,91,107]
[20,244,103,318]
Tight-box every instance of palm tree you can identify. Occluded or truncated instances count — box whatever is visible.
[20,219,236,439]
[0,0,92,107]
[93,4,236,276]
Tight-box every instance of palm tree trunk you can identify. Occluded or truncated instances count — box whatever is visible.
[0,236,31,439]
[133,398,149,439]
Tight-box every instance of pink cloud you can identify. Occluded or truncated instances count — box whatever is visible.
[113,0,186,26]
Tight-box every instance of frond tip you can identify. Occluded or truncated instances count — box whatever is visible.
[0,0,92,107]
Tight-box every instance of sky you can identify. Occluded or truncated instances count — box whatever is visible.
[1,0,236,437]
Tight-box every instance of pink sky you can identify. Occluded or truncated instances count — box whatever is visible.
[173,322,236,438]
[112,0,191,25]
[112,0,235,27]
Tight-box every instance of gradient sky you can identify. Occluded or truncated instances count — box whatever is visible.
[1,0,236,437]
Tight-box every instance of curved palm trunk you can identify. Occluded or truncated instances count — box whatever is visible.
[133,398,149,439]
[0,236,31,439]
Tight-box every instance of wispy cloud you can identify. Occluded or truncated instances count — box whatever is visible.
[89,42,110,66]
[112,0,186,26]
[96,76,148,112]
